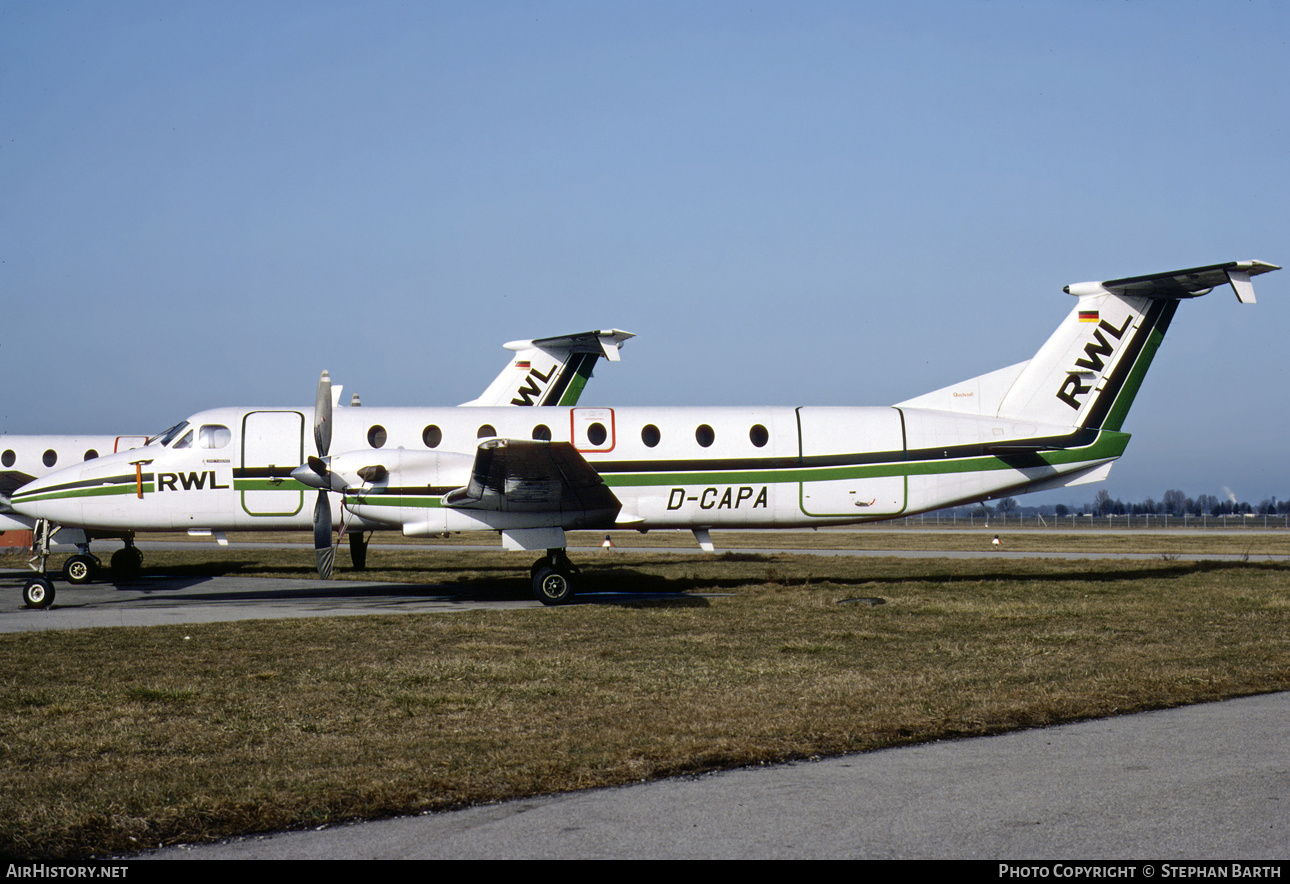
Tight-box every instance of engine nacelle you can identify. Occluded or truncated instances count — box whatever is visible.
[328,447,475,493]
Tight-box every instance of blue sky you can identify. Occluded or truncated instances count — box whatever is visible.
[2,1,1286,506]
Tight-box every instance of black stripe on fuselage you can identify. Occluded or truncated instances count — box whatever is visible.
[232,466,302,480]
[353,485,457,497]
[584,426,1101,476]
[10,472,152,498]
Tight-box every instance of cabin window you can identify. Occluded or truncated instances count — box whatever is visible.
[641,424,661,448]
[198,425,231,449]
[695,424,715,448]
[1,450,14,467]
[750,424,769,448]
[532,424,552,441]
[42,449,57,467]
[586,422,608,446]
[477,424,497,439]
[422,425,442,448]
[367,425,387,449]
[83,449,99,461]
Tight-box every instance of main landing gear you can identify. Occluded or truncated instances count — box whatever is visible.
[110,544,144,578]
[530,548,580,606]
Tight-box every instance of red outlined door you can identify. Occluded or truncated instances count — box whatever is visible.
[570,408,615,453]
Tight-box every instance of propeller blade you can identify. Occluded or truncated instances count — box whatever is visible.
[314,490,335,579]
[314,370,332,457]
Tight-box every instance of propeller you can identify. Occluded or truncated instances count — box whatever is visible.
[312,370,335,579]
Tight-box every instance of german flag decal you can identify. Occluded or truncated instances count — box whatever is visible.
[1078,310,1099,323]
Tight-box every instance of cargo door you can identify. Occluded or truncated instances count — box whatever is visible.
[796,407,907,517]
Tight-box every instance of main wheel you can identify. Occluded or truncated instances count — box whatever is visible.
[349,532,369,571]
[111,547,143,578]
[23,577,54,609]
[532,566,575,605]
[63,554,97,585]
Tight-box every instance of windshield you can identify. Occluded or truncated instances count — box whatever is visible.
[146,421,190,447]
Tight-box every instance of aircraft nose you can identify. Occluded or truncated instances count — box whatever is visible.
[8,454,140,525]
[9,470,74,519]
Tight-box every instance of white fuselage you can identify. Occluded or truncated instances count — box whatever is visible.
[10,402,1114,537]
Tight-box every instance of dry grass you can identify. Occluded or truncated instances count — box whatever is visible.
[1,548,1287,859]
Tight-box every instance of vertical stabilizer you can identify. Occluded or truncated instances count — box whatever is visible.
[992,291,1175,430]
[898,261,1275,431]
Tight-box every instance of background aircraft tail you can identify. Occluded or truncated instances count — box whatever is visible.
[898,261,1277,431]
[460,329,634,407]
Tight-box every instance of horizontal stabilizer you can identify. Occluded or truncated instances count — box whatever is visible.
[1064,260,1278,303]
[523,329,635,362]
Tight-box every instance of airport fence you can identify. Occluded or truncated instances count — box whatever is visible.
[888,513,1290,530]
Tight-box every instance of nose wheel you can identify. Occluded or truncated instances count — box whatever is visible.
[22,577,54,609]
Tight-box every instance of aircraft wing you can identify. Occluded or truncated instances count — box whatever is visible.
[444,439,620,524]
[0,470,37,498]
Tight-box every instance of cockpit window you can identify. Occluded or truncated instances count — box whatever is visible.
[198,425,231,449]
[147,421,190,447]
[172,430,194,449]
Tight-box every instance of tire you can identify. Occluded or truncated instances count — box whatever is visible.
[349,532,369,571]
[111,547,143,578]
[63,554,96,585]
[23,577,54,609]
[532,566,575,605]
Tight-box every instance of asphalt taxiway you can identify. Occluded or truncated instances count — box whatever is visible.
[145,691,1288,860]
[3,535,1286,632]
[0,569,541,633]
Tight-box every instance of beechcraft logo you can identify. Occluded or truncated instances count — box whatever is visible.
[1056,314,1133,410]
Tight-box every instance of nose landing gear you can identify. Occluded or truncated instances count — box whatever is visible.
[20,520,142,608]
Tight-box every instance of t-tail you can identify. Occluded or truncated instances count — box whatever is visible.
[899,261,1278,432]
[460,329,635,408]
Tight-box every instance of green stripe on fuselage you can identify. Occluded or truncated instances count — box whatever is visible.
[341,430,1128,511]
[11,480,155,503]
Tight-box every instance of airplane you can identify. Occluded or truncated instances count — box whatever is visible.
[10,260,1276,609]
[3,328,632,598]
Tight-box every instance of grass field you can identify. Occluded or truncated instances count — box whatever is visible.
[1,536,1287,859]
